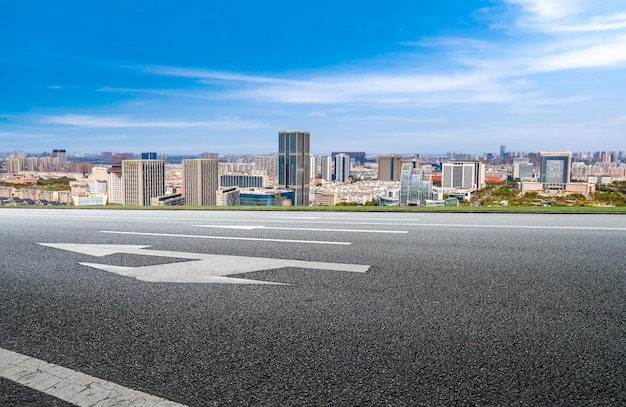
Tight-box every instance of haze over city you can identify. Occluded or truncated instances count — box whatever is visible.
[1,1,625,155]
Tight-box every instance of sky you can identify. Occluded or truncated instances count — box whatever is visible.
[1,0,626,156]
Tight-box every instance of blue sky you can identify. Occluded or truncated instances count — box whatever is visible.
[1,0,625,155]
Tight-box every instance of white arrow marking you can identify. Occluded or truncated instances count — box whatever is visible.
[38,243,370,285]
[190,225,408,234]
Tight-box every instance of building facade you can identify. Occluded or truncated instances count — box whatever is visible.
[540,152,571,185]
[321,156,333,182]
[182,159,218,206]
[442,161,486,190]
[377,155,403,181]
[220,174,267,189]
[400,163,431,206]
[107,165,123,204]
[122,160,165,206]
[334,153,350,183]
[253,155,278,178]
[278,130,311,206]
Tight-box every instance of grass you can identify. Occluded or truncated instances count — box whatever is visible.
[3,204,626,214]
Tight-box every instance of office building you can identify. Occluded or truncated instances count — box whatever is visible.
[400,163,432,206]
[378,155,403,181]
[220,174,267,188]
[216,187,241,206]
[512,157,534,180]
[122,159,165,206]
[334,153,351,183]
[182,159,218,206]
[321,156,333,182]
[239,188,295,206]
[278,130,311,206]
[442,161,486,190]
[540,152,571,184]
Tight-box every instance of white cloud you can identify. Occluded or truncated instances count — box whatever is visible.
[506,0,626,32]
[40,115,268,130]
[531,35,626,71]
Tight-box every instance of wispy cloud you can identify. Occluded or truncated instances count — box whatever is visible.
[40,115,269,130]
[401,37,492,50]
[139,65,302,86]
[530,35,626,71]
[340,116,446,123]
[506,0,626,32]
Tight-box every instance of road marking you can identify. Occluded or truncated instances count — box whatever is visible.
[412,223,626,231]
[0,347,186,407]
[190,225,408,234]
[38,243,370,284]
[99,230,351,245]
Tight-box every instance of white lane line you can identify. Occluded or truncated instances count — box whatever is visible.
[100,230,351,245]
[412,223,626,231]
[190,225,408,234]
[208,219,420,226]
[0,347,186,407]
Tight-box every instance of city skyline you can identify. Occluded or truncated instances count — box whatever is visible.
[1,1,626,154]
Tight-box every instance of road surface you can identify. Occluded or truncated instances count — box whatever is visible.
[1,209,624,406]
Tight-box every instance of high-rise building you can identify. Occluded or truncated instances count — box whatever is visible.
[321,156,333,182]
[51,149,67,168]
[254,155,278,178]
[278,130,311,206]
[122,159,165,206]
[378,155,403,181]
[331,152,366,165]
[512,157,534,180]
[540,152,571,184]
[400,163,431,206]
[183,159,218,206]
[107,165,123,204]
[442,161,486,190]
[500,145,507,157]
[310,155,317,178]
[334,153,351,183]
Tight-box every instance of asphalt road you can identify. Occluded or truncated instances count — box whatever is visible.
[1,208,625,406]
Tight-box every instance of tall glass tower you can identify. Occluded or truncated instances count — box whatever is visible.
[278,130,310,206]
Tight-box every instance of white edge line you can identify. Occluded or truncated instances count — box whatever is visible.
[412,223,626,231]
[100,230,351,245]
[0,347,186,407]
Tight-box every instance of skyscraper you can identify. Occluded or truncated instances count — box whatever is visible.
[278,130,310,206]
[540,152,571,184]
[183,159,218,206]
[122,159,165,206]
[321,156,333,182]
[334,153,351,183]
